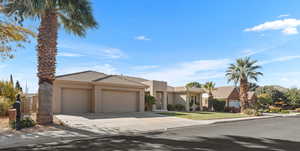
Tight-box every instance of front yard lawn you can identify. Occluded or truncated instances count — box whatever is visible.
[158,112,250,120]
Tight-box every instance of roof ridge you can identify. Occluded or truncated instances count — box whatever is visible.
[56,70,94,78]
[93,75,148,87]
[115,75,148,86]
[92,75,113,82]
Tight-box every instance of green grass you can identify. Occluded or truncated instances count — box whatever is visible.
[158,112,250,120]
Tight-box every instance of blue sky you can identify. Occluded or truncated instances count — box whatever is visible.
[1,0,300,92]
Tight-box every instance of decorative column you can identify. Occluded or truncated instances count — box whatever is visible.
[139,90,145,112]
[163,91,168,111]
[186,94,190,112]
[199,93,203,111]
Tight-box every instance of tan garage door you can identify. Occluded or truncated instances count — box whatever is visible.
[102,90,138,113]
[62,88,91,114]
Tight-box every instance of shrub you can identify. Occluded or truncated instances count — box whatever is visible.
[167,104,185,111]
[269,106,281,113]
[0,98,12,116]
[280,110,290,114]
[202,106,208,111]
[10,117,36,129]
[225,107,241,113]
[212,99,226,112]
[174,104,185,111]
[243,109,262,116]
[167,104,175,111]
[145,95,156,111]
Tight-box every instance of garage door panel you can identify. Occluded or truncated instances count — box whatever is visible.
[62,88,90,114]
[102,90,138,113]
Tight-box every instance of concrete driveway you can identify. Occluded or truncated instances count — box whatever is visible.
[55,112,209,135]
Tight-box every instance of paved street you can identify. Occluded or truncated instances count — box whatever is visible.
[2,116,300,151]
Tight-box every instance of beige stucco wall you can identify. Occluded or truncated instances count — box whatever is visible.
[167,92,174,105]
[174,93,187,105]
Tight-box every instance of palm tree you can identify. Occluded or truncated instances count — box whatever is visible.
[203,82,216,111]
[186,81,202,88]
[0,19,35,59]
[226,57,263,112]
[2,0,97,124]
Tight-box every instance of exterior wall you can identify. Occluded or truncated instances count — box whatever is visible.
[94,85,145,113]
[53,80,145,114]
[226,88,240,107]
[53,81,93,114]
[167,92,174,105]
[174,93,187,105]
[228,88,240,101]
[143,80,168,110]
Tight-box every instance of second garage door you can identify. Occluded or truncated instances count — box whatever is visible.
[61,88,91,114]
[102,90,138,113]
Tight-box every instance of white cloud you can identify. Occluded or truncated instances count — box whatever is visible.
[59,43,126,59]
[241,47,273,57]
[244,18,300,35]
[134,36,151,41]
[58,52,84,57]
[57,64,117,75]
[282,27,298,35]
[134,59,230,86]
[101,48,125,59]
[278,14,290,18]
[131,65,159,70]
[261,72,300,88]
[259,55,300,65]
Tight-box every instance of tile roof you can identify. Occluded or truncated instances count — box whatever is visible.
[55,71,148,87]
[55,70,107,82]
[212,86,237,98]
[94,75,148,87]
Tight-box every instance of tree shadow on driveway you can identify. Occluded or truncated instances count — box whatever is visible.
[2,134,300,151]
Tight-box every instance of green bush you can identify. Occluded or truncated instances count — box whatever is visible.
[0,98,12,116]
[212,99,226,112]
[280,110,290,114]
[168,104,185,111]
[145,95,156,111]
[10,117,36,129]
[167,104,175,111]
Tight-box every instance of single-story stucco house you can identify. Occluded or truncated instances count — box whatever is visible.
[202,86,257,108]
[53,71,205,114]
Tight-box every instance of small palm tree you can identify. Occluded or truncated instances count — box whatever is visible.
[226,57,263,112]
[2,0,97,124]
[186,81,202,88]
[203,82,216,111]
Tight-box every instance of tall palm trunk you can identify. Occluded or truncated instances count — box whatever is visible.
[36,10,58,124]
[239,79,249,112]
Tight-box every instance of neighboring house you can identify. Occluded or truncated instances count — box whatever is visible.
[202,86,257,108]
[52,71,205,114]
